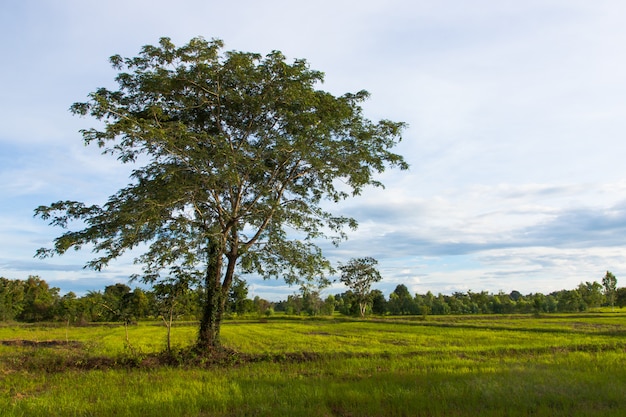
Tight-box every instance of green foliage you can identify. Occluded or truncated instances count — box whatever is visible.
[3,274,623,326]
[17,276,59,322]
[55,291,78,324]
[226,276,251,315]
[370,289,386,315]
[555,289,587,313]
[338,257,382,317]
[578,281,604,308]
[153,281,196,352]
[616,287,626,308]
[321,294,336,316]
[335,291,359,316]
[34,36,407,348]
[2,315,626,416]
[388,285,418,315]
[0,277,25,321]
[602,271,618,308]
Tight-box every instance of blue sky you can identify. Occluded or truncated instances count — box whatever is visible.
[2,0,626,300]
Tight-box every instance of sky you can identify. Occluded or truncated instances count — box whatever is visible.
[2,0,626,301]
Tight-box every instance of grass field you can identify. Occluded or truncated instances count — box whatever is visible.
[1,313,625,416]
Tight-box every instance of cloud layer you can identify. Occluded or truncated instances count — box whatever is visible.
[1,0,626,299]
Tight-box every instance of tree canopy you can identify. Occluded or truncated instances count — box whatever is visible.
[602,271,618,309]
[35,37,407,349]
[339,257,383,317]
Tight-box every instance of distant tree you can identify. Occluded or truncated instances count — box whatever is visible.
[0,277,25,321]
[431,293,451,315]
[577,281,603,308]
[55,291,79,341]
[102,283,133,322]
[335,291,359,316]
[296,284,320,316]
[514,295,533,314]
[81,290,106,322]
[18,276,59,322]
[282,294,304,315]
[555,289,586,312]
[388,285,417,315]
[445,293,462,315]
[253,296,272,317]
[393,285,411,299]
[545,294,558,313]
[55,291,79,323]
[418,292,431,314]
[34,37,407,350]
[448,292,472,314]
[616,287,626,309]
[491,291,519,314]
[602,271,618,309]
[338,257,383,317]
[226,276,251,315]
[321,294,336,316]
[370,289,387,315]
[101,283,146,346]
[467,290,491,314]
[130,288,151,319]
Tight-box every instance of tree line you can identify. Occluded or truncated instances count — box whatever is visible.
[1,273,623,324]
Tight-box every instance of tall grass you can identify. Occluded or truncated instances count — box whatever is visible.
[2,313,626,416]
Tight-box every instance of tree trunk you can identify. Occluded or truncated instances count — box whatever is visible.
[198,240,224,350]
[198,275,224,349]
[162,308,173,353]
[359,302,366,318]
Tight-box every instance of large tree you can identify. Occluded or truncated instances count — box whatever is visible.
[35,37,407,350]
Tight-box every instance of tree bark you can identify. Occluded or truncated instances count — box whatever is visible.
[359,302,366,318]
[198,276,223,350]
[197,240,224,350]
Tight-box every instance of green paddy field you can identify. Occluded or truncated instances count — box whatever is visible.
[1,313,625,416]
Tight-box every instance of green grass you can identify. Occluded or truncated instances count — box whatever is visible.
[2,313,626,416]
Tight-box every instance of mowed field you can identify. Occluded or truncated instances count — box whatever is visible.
[1,313,625,416]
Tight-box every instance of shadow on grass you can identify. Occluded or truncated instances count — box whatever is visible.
[368,316,626,338]
[0,339,332,373]
[1,339,83,348]
[3,336,626,375]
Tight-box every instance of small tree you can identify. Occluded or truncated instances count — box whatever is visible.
[55,291,79,342]
[299,286,321,316]
[338,257,382,317]
[602,271,618,310]
[226,276,250,315]
[153,281,192,352]
[102,283,134,323]
[321,294,336,316]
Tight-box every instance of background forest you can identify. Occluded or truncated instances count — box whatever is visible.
[1,274,624,324]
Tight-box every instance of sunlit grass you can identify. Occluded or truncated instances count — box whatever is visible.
[2,312,626,416]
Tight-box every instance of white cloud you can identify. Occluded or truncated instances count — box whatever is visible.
[2,0,626,298]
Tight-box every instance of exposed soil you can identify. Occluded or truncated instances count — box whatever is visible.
[1,339,83,348]
[0,340,326,373]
